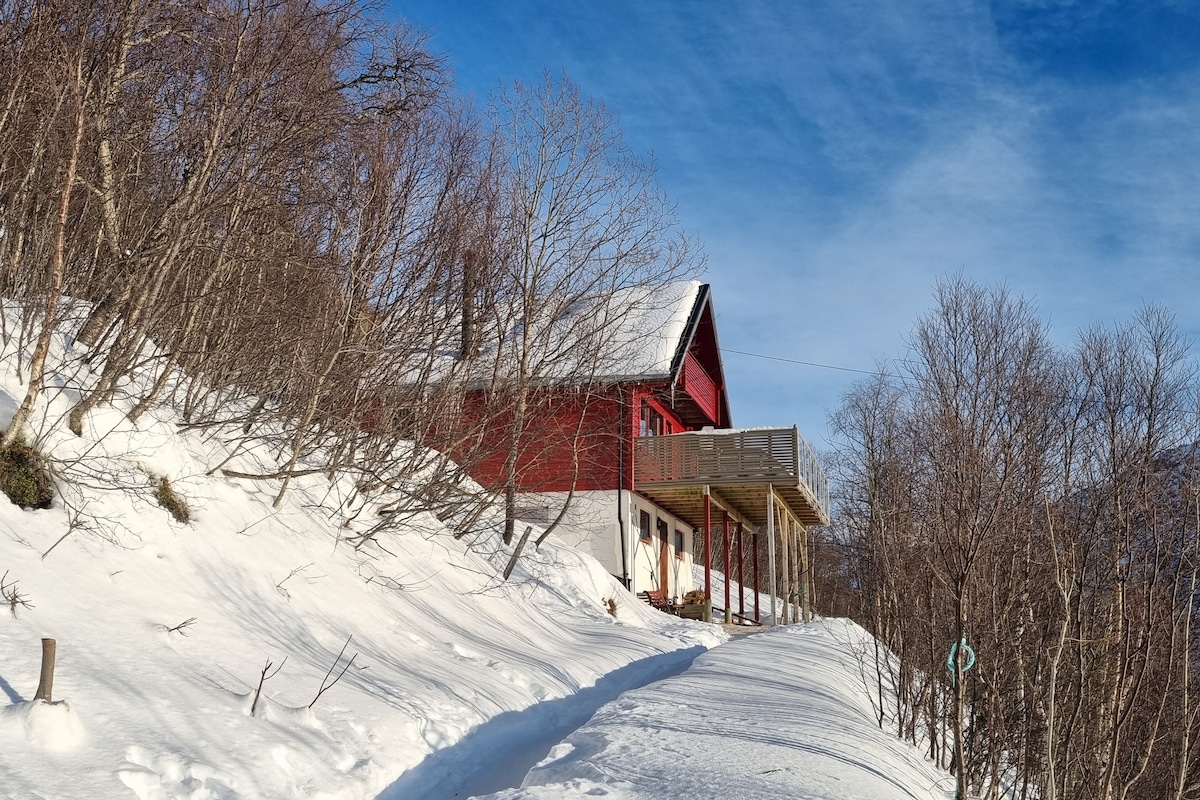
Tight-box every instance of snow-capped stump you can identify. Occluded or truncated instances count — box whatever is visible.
[34,637,55,702]
[0,698,87,753]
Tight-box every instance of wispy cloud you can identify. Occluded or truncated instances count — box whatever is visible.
[391,0,1200,443]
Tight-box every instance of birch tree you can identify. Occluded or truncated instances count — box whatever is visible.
[481,72,699,545]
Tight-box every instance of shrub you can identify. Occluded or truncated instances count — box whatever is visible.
[0,438,53,509]
[154,476,190,523]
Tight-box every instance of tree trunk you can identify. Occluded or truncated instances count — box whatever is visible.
[953,584,969,800]
[34,638,56,703]
[3,52,85,446]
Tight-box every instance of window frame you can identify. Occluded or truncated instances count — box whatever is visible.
[638,398,669,437]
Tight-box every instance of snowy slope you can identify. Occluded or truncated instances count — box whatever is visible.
[0,308,723,800]
[479,620,955,800]
[0,306,951,800]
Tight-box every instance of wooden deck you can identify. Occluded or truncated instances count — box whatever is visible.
[633,427,829,527]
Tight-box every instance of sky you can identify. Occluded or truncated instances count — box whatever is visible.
[384,0,1200,448]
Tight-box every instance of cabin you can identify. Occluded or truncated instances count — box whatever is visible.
[465,281,830,624]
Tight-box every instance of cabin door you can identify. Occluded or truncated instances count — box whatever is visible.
[657,518,670,597]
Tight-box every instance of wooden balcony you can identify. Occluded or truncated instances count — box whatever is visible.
[633,427,829,528]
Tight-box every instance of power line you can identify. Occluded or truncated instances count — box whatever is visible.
[721,346,1200,420]
[721,348,882,377]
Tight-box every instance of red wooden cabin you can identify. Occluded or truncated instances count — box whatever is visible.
[464,282,829,624]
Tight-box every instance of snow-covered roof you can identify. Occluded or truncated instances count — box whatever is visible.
[596,279,703,380]
[464,279,706,386]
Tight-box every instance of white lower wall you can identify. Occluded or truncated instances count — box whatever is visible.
[513,490,621,573]
[515,490,697,602]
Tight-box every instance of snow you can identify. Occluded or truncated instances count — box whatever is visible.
[0,301,952,799]
[477,280,702,383]
[480,621,954,800]
[605,279,701,378]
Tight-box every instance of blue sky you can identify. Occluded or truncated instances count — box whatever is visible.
[386,0,1200,449]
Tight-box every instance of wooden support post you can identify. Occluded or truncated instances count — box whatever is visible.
[737,521,745,619]
[779,508,790,625]
[786,515,796,624]
[799,521,812,623]
[657,519,669,597]
[703,486,712,603]
[754,528,761,623]
[788,521,797,623]
[722,512,732,624]
[793,521,802,623]
[34,638,56,703]
[767,485,777,626]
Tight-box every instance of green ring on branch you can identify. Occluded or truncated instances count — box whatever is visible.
[947,638,976,677]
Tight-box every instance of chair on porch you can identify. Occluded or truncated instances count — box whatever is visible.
[637,590,681,616]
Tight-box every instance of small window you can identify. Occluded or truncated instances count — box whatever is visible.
[639,510,652,542]
[674,529,686,558]
[639,399,666,437]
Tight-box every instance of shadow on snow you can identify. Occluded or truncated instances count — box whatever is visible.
[375,644,707,800]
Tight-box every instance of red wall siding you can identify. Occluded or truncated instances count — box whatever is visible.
[685,303,727,427]
[458,388,624,493]
[456,382,698,495]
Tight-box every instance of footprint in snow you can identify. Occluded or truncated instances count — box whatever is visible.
[117,745,237,800]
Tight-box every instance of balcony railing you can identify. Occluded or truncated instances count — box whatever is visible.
[634,426,829,525]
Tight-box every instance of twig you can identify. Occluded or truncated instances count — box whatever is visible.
[309,635,358,709]
[1,571,33,617]
[250,655,287,717]
[161,616,197,636]
[274,563,313,601]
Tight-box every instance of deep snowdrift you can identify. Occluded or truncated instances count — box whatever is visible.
[0,308,723,800]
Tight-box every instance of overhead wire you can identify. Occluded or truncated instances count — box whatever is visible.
[719,346,1200,422]
[719,348,885,377]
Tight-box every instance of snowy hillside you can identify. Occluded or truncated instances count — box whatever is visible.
[0,308,952,800]
[0,312,722,800]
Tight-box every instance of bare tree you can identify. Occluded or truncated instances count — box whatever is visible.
[0,1,93,444]
[828,281,1200,800]
[478,72,699,545]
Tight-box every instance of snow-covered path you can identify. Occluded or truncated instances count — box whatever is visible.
[374,645,708,799]
[471,619,954,800]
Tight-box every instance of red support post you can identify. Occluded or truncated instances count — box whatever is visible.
[754,530,761,623]
[737,521,745,619]
[722,512,731,622]
[704,489,712,601]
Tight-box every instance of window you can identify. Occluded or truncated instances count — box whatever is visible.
[639,399,666,437]
[639,510,652,542]
[674,529,686,558]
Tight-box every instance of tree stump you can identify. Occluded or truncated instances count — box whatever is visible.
[34,638,55,702]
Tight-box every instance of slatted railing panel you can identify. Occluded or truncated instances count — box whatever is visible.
[634,427,829,521]
[681,352,720,422]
